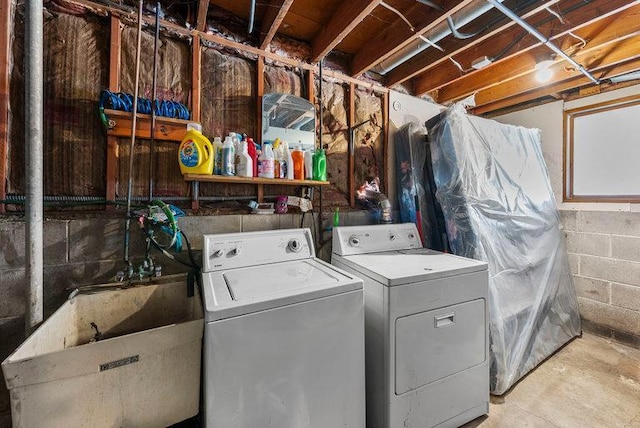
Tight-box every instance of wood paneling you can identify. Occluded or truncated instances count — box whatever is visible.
[0,0,11,212]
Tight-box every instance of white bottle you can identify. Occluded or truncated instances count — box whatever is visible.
[212,136,223,175]
[304,149,313,179]
[222,136,235,176]
[258,143,275,178]
[284,142,294,179]
[237,141,253,177]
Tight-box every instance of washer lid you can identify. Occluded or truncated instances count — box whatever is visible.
[202,259,362,321]
[334,248,487,286]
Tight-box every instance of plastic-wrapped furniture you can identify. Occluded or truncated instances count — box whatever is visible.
[427,104,581,394]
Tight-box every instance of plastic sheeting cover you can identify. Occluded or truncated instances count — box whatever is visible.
[428,104,581,395]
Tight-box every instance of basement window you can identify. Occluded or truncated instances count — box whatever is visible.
[564,94,640,202]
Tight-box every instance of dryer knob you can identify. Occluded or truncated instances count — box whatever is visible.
[288,238,302,252]
[389,234,396,241]
[408,233,415,240]
[211,249,224,258]
[349,235,360,247]
[229,247,241,256]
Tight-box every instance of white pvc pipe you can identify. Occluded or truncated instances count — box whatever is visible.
[25,0,44,333]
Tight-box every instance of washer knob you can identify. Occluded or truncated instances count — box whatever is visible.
[229,247,241,256]
[408,233,415,240]
[389,234,396,241]
[349,235,360,247]
[211,249,224,258]
[288,238,302,252]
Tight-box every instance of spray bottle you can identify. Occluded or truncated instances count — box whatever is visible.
[212,136,223,175]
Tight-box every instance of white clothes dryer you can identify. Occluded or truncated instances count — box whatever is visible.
[201,228,364,428]
[332,223,489,428]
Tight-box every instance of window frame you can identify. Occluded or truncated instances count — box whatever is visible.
[563,94,640,203]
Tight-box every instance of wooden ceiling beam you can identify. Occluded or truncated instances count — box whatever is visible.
[385,0,561,87]
[311,0,382,62]
[196,0,209,32]
[432,5,640,104]
[350,0,476,77]
[471,35,640,111]
[259,0,295,50]
[413,0,638,97]
[473,57,640,115]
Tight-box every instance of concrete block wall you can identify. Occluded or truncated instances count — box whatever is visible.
[560,210,640,348]
[0,211,372,423]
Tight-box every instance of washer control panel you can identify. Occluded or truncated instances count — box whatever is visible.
[332,223,422,256]
[203,229,314,272]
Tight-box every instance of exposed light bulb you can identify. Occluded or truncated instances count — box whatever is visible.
[534,59,554,83]
[535,68,553,83]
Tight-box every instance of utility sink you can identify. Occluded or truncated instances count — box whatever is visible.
[2,275,203,428]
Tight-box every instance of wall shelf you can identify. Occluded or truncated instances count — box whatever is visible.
[104,109,193,142]
[183,174,330,208]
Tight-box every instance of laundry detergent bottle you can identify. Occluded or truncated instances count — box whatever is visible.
[313,148,327,181]
[178,123,214,175]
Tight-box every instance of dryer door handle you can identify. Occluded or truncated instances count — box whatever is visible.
[434,313,455,328]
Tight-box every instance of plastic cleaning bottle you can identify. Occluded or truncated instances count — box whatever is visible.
[273,139,281,179]
[247,137,258,177]
[258,143,275,178]
[284,142,294,180]
[222,135,235,176]
[291,145,304,180]
[212,136,223,175]
[237,140,253,177]
[178,123,214,175]
[230,132,240,172]
[304,149,313,179]
[313,148,327,181]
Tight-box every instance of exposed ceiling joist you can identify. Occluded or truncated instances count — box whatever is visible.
[311,0,382,62]
[472,34,640,109]
[413,0,639,97]
[473,56,640,114]
[196,0,209,32]
[350,0,476,77]
[431,4,640,104]
[259,0,295,50]
[385,0,561,87]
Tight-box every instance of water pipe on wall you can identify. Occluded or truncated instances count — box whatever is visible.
[25,0,44,334]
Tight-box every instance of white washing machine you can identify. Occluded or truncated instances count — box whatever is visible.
[201,228,365,428]
[332,223,489,428]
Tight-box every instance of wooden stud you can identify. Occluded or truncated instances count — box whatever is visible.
[311,0,382,62]
[348,82,355,208]
[257,184,264,203]
[257,55,265,145]
[106,15,122,205]
[196,0,209,32]
[259,0,295,51]
[306,69,315,104]
[0,0,11,212]
[191,34,201,121]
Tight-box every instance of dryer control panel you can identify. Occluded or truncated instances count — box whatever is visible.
[203,228,314,272]
[332,223,422,256]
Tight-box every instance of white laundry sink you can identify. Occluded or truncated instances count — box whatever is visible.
[2,275,203,428]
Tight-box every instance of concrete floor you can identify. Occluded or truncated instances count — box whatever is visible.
[463,333,640,428]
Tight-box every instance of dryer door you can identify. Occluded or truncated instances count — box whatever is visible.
[395,298,486,394]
